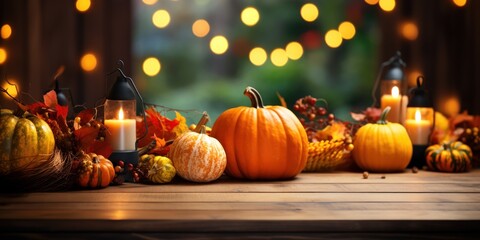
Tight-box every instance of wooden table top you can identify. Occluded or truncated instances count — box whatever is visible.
[1,169,480,239]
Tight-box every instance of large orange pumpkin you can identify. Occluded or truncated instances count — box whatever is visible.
[210,86,309,180]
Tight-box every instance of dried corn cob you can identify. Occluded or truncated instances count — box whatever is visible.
[303,138,353,172]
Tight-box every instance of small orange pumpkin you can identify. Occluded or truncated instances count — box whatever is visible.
[169,125,227,182]
[77,152,115,188]
[210,86,309,180]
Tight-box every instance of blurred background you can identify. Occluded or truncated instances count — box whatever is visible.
[0,0,479,123]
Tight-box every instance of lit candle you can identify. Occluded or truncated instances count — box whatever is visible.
[381,86,408,123]
[405,109,433,145]
[104,107,136,151]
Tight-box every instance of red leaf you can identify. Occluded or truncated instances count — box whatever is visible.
[26,102,47,115]
[350,112,366,122]
[74,126,100,152]
[56,105,68,119]
[88,141,113,158]
[77,109,95,125]
[43,90,58,108]
[57,115,69,134]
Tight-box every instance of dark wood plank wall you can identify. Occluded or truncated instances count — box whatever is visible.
[0,0,131,111]
[1,0,478,115]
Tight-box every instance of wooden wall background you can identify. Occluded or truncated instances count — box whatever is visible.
[0,0,478,116]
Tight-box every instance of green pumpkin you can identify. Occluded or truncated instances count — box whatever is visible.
[0,110,55,174]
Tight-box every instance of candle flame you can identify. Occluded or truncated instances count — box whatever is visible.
[391,86,399,97]
[415,109,422,122]
[118,107,124,120]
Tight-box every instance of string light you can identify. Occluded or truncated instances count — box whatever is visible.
[0,48,7,64]
[210,36,229,55]
[249,47,267,66]
[379,0,396,12]
[285,42,303,60]
[143,57,161,77]
[401,21,418,41]
[364,0,379,5]
[152,10,171,28]
[270,48,288,67]
[1,24,12,39]
[452,0,467,7]
[192,19,210,38]
[76,0,91,13]
[325,30,343,48]
[143,0,158,5]
[80,53,97,72]
[241,7,260,27]
[338,21,356,40]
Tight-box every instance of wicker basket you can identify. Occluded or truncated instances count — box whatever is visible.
[303,138,353,172]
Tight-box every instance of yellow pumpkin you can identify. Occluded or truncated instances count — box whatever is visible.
[210,86,309,180]
[426,141,472,172]
[352,107,413,172]
[168,126,226,182]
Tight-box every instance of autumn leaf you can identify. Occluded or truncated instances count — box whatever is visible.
[43,90,58,108]
[277,92,287,108]
[315,121,348,141]
[74,126,100,152]
[172,111,189,136]
[88,141,113,158]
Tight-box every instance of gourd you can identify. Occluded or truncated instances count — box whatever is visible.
[210,86,309,180]
[77,152,115,188]
[352,107,413,172]
[169,125,227,182]
[139,154,176,183]
[426,141,472,172]
[0,110,55,175]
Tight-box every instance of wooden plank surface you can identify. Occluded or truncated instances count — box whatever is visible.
[1,169,480,239]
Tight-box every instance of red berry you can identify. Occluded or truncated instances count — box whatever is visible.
[114,166,122,173]
[307,97,317,106]
[127,163,134,171]
[318,107,327,116]
[308,113,316,120]
[328,113,335,121]
[293,104,300,111]
[118,160,125,168]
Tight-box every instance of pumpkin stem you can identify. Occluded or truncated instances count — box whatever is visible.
[377,106,391,125]
[244,86,264,108]
[199,125,207,134]
[442,142,451,150]
[193,111,210,133]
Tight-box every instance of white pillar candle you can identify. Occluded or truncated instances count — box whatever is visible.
[381,86,408,124]
[405,109,433,145]
[105,108,136,151]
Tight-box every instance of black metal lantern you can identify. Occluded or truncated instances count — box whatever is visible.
[104,62,147,175]
[405,76,435,168]
[374,51,409,124]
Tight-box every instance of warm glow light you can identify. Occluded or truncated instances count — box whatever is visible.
[285,42,303,60]
[401,22,418,41]
[379,0,396,12]
[210,35,229,55]
[300,3,319,22]
[339,21,356,40]
[249,47,267,66]
[76,0,91,12]
[325,30,343,48]
[241,7,260,27]
[391,86,399,97]
[270,48,288,67]
[415,109,422,122]
[152,10,171,28]
[0,48,7,64]
[1,24,12,39]
[2,80,18,98]
[118,108,124,120]
[408,70,423,87]
[192,19,210,37]
[143,0,158,5]
[365,0,379,5]
[452,0,467,7]
[142,57,161,77]
[80,53,97,72]
[442,96,461,117]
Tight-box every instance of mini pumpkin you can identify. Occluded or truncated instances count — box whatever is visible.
[139,154,176,183]
[426,141,472,172]
[169,125,226,183]
[352,107,413,172]
[0,110,55,175]
[210,87,309,180]
[77,152,115,188]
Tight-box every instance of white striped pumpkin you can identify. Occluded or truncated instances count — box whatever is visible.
[168,127,226,182]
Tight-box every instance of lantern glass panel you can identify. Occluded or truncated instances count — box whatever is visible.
[104,99,137,151]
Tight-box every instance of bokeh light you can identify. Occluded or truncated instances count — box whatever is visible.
[143,0,158,5]
[338,21,356,40]
[379,0,396,12]
[452,0,467,7]
[152,10,171,28]
[325,30,343,48]
[76,0,91,13]
[192,19,210,38]
[80,53,97,72]
[143,57,161,77]
[241,7,260,27]
[270,48,289,67]
[401,21,418,41]
[364,0,379,5]
[1,24,12,39]
[285,42,303,60]
[210,35,229,55]
[249,47,267,66]
[300,3,319,22]
[2,80,18,98]
[441,95,461,117]
[0,48,8,64]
